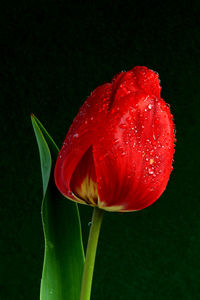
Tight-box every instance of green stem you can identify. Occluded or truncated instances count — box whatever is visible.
[80,207,104,300]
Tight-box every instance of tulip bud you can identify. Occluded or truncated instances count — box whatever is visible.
[54,66,175,212]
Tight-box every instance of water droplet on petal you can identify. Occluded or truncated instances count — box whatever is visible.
[146,139,151,144]
[114,138,120,144]
[148,169,154,175]
[119,123,127,129]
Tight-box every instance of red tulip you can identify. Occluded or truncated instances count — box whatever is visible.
[54,66,175,212]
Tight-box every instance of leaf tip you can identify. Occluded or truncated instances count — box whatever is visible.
[30,113,35,119]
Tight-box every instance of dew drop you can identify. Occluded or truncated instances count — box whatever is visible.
[148,169,154,175]
[73,133,79,138]
[126,116,132,122]
[118,146,124,152]
[114,138,120,144]
[150,158,154,165]
[102,103,108,109]
[146,139,151,144]
[119,123,127,129]
[148,104,152,109]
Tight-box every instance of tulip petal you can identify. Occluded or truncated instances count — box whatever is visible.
[70,146,98,206]
[54,83,112,205]
[93,68,174,211]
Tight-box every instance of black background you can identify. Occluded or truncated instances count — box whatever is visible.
[1,0,200,299]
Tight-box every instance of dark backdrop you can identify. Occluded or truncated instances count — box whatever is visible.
[1,1,200,299]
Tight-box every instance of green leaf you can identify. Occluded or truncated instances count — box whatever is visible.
[31,114,85,300]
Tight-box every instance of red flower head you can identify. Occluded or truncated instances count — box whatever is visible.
[54,66,175,212]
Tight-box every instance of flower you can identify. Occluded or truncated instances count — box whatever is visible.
[54,66,175,212]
